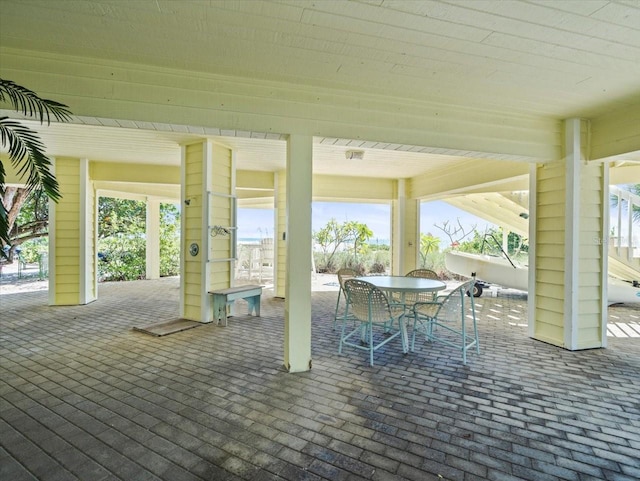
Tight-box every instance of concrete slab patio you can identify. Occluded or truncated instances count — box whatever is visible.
[1,277,639,481]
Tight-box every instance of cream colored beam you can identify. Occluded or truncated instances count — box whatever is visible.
[237,170,274,190]
[237,172,396,204]
[94,183,179,201]
[90,161,179,184]
[3,47,560,162]
[313,175,395,202]
[591,101,640,161]
[609,163,640,185]
[409,159,530,200]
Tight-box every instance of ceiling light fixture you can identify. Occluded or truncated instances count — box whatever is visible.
[345,150,365,160]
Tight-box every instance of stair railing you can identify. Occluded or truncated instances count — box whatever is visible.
[610,186,640,262]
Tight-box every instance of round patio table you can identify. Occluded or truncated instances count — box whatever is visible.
[356,276,446,351]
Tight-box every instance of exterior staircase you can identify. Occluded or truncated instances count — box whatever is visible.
[609,186,640,282]
[446,186,640,283]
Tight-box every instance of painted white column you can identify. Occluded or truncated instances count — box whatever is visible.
[284,135,313,373]
[563,118,581,349]
[79,158,97,305]
[146,198,161,280]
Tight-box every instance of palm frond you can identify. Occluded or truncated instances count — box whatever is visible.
[0,117,60,199]
[0,78,72,124]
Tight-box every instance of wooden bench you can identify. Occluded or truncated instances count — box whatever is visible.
[209,285,262,326]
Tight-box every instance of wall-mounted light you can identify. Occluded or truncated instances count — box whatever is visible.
[519,212,529,219]
[184,199,191,206]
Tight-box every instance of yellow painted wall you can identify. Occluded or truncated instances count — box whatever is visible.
[533,162,566,345]
[182,140,234,321]
[50,157,81,305]
[276,170,287,298]
[533,118,606,349]
[576,161,605,348]
[182,143,204,321]
[208,143,233,292]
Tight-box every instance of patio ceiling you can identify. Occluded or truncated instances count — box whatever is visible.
[7,116,486,180]
[2,0,639,119]
[1,1,639,189]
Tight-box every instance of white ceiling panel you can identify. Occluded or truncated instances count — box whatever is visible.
[1,0,639,118]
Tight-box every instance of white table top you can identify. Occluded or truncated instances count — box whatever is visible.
[357,276,446,292]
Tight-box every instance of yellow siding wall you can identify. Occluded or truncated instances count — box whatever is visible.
[208,143,233,292]
[52,158,81,305]
[576,162,605,348]
[85,179,97,301]
[534,125,605,349]
[533,163,565,345]
[276,170,287,298]
[182,141,234,321]
[182,143,204,320]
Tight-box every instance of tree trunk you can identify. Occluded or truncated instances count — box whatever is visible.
[2,187,31,262]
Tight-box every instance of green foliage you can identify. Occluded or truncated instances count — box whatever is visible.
[16,237,48,264]
[98,198,146,281]
[98,198,180,281]
[98,198,146,239]
[313,219,373,272]
[99,233,146,281]
[419,233,440,266]
[457,226,528,261]
[159,204,180,277]
[0,78,72,248]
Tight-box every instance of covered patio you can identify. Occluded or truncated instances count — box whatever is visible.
[1,279,639,481]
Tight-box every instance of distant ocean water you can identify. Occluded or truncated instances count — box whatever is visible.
[239,237,390,245]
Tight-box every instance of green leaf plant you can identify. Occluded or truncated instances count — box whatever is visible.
[0,78,72,252]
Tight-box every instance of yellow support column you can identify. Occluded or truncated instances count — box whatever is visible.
[180,140,234,322]
[391,179,419,275]
[145,198,161,280]
[284,135,312,373]
[275,170,287,299]
[529,119,608,350]
[49,157,97,305]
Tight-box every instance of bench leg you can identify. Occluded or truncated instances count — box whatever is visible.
[212,294,228,326]
[246,295,261,316]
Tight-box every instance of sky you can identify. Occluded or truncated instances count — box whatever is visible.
[237,201,497,245]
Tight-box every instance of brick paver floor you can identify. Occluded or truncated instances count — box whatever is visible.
[1,277,639,480]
